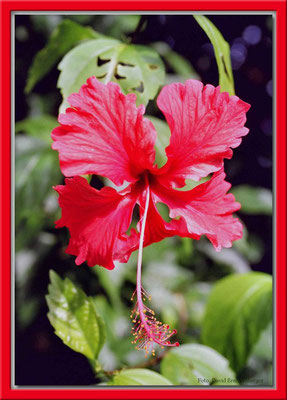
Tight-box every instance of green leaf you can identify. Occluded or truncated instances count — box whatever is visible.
[176,176,210,192]
[108,368,172,386]
[46,270,106,360]
[160,344,237,385]
[233,225,264,263]
[164,50,200,79]
[92,295,136,368]
[146,116,170,168]
[15,135,61,250]
[25,19,99,93]
[194,15,234,95]
[184,282,212,328]
[104,15,141,37]
[153,42,200,80]
[58,38,165,111]
[15,115,58,144]
[197,241,250,274]
[232,185,272,215]
[95,268,123,312]
[201,272,272,372]
[251,322,272,361]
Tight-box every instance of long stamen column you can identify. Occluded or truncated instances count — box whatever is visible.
[130,181,179,357]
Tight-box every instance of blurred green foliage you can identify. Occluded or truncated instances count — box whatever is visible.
[232,185,272,215]
[15,115,61,250]
[16,14,273,386]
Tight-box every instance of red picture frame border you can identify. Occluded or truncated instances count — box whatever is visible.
[0,1,286,399]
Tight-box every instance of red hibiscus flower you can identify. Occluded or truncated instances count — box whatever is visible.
[52,77,250,354]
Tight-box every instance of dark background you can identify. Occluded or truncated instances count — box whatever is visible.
[15,14,273,385]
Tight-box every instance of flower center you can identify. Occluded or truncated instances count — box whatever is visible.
[130,177,179,357]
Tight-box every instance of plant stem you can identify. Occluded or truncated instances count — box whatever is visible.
[136,182,150,318]
[129,15,148,43]
[133,349,167,369]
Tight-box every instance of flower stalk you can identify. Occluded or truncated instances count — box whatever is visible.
[130,179,179,356]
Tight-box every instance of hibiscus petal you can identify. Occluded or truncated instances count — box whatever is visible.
[54,176,139,269]
[52,77,157,186]
[115,189,187,255]
[156,79,250,187]
[151,170,243,251]
[139,191,185,246]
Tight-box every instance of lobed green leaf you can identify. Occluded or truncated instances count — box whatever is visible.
[57,38,165,111]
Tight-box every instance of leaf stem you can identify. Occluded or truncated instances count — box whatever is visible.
[129,16,148,43]
[133,349,167,369]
